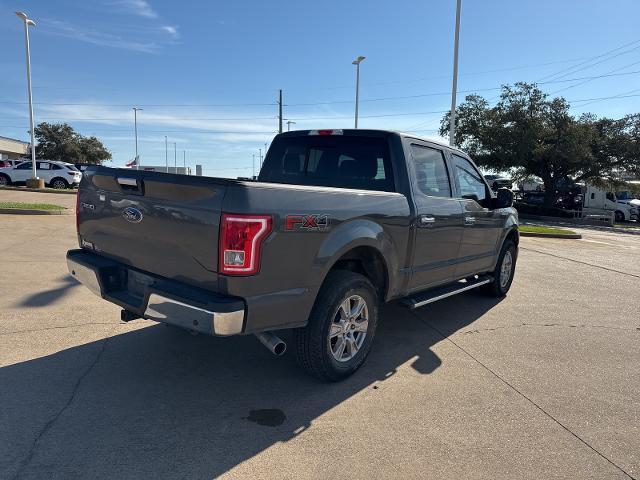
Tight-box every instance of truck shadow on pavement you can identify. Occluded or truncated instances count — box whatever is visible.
[1,293,501,479]
[17,275,80,308]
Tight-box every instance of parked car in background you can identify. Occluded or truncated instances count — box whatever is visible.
[484,174,513,191]
[0,158,27,169]
[0,160,82,189]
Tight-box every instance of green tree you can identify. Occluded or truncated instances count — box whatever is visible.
[34,122,111,164]
[441,83,640,204]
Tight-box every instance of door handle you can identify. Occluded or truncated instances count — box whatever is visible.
[418,215,436,227]
[464,216,476,225]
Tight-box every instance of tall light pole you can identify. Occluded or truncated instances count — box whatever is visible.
[133,107,142,170]
[259,148,262,169]
[352,56,365,129]
[286,120,296,131]
[173,142,177,172]
[15,11,38,185]
[449,0,462,147]
[183,150,186,174]
[252,153,255,178]
[164,136,168,173]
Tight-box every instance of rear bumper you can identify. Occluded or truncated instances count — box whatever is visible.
[67,249,245,336]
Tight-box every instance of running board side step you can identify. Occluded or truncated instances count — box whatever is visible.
[401,275,493,309]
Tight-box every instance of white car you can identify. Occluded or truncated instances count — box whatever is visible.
[0,160,82,189]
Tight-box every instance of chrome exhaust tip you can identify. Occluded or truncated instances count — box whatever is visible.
[255,331,287,356]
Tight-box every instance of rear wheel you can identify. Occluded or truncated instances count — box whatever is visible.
[614,210,625,223]
[483,239,517,297]
[294,270,378,382]
[50,177,68,190]
[0,174,10,186]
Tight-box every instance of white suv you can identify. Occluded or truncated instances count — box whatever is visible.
[0,160,82,189]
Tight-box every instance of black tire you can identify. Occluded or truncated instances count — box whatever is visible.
[483,239,517,297]
[294,270,379,382]
[50,177,68,190]
[614,210,625,223]
[0,174,10,187]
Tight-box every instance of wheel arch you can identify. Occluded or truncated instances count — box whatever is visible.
[315,219,399,302]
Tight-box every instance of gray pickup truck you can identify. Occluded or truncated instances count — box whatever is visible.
[67,129,518,381]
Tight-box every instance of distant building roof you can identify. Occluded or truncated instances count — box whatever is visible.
[0,135,30,145]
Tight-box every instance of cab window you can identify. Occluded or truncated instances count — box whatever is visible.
[410,145,451,198]
[452,154,489,205]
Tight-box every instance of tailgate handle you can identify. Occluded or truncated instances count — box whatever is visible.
[117,177,143,194]
[117,177,138,187]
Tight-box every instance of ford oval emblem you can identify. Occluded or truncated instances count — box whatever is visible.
[122,206,143,223]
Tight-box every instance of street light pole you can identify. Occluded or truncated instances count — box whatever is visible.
[259,148,262,169]
[252,153,255,178]
[352,56,365,129]
[133,107,142,170]
[173,142,177,172]
[286,120,296,131]
[15,11,38,184]
[449,0,462,147]
[183,150,186,173]
[164,136,168,173]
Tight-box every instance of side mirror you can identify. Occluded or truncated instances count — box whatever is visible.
[494,188,514,209]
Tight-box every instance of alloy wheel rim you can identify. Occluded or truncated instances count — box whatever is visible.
[500,251,513,288]
[329,294,369,362]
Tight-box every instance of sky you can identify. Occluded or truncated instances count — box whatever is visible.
[2,0,640,178]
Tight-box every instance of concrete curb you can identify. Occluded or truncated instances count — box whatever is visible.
[0,208,71,215]
[0,186,77,195]
[520,231,582,239]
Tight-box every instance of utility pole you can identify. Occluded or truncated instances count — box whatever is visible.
[183,150,186,174]
[286,120,296,131]
[164,136,168,173]
[173,142,177,172]
[278,89,283,133]
[15,12,38,185]
[133,107,142,170]
[252,153,255,178]
[352,56,365,128]
[259,148,262,169]
[449,0,462,147]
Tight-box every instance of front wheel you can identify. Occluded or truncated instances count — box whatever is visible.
[0,174,10,187]
[483,239,517,297]
[614,210,625,223]
[294,270,378,382]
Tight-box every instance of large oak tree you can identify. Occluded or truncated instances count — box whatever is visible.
[34,122,111,164]
[440,83,640,204]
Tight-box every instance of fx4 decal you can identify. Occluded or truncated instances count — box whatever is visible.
[285,214,331,232]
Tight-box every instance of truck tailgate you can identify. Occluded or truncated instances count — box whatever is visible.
[77,167,228,291]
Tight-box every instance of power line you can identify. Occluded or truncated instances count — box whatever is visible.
[536,38,640,82]
[3,69,640,111]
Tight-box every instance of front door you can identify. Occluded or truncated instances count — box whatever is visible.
[450,154,504,278]
[407,143,464,292]
[11,162,34,182]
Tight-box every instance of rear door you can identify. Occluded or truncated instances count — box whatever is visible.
[77,168,228,291]
[450,153,503,277]
[407,143,464,291]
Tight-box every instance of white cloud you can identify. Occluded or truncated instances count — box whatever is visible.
[41,19,159,53]
[161,25,179,39]
[110,0,158,19]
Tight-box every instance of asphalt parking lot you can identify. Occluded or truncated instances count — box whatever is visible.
[1,197,638,479]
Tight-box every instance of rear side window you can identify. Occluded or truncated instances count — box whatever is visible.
[410,145,451,197]
[259,135,394,192]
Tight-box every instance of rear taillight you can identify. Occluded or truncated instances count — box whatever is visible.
[219,214,272,275]
[75,190,80,234]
